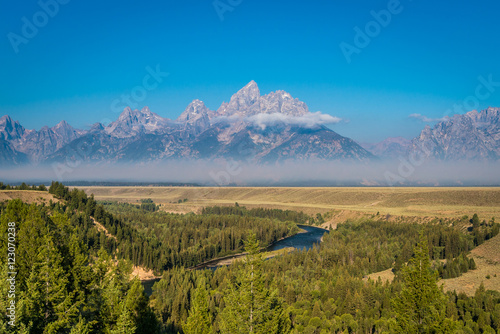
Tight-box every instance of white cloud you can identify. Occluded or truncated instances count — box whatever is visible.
[213,112,342,130]
[409,113,450,123]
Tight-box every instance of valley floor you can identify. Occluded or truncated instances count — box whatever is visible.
[80,186,500,218]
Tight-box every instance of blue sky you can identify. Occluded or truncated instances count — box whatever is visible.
[1,0,499,142]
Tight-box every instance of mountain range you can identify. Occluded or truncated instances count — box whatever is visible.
[1,81,500,166]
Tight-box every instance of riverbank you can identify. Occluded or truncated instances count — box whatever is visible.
[142,224,328,295]
[190,224,328,270]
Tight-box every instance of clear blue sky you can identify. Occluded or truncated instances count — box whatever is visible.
[1,0,499,142]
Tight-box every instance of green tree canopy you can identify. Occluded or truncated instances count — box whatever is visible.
[392,231,451,333]
[218,233,291,334]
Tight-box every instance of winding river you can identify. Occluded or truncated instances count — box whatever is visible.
[142,224,328,295]
[266,224,328,252]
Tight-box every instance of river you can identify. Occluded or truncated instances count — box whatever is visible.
[266,224,328,252]
[142,224,328,295]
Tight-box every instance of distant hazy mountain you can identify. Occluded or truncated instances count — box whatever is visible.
[360,137,411,159]
[0,115,84,163]
[408,107,500,161]
[4,83,499,166]
[0,81,373,165]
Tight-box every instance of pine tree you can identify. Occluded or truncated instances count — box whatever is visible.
[218,233,291,334]
[69,317,91,334]
[112,307,136,334]
[392,231,448,333]
[124,278,159,334]
[183,278,213,334]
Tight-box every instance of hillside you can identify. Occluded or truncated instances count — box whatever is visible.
[0,189,59,204]
[440,233,500,296]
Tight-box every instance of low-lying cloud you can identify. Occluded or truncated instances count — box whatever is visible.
[214,112,342,130]
[2,159,499,187]
[409,113,450,123]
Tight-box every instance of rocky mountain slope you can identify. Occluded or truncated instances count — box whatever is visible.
[0,81,373,165]
[408,107,500,160]
[0,115,84,164]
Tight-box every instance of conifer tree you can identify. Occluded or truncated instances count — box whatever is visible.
[124,278,159,334]
[218,233,291,334]
[112,306,136,334]
[183,278,213,334]
[392,231,448,333]
[69,317,91,334]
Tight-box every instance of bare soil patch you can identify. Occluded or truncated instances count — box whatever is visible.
[91,217,117,241]
[131,265,161,280]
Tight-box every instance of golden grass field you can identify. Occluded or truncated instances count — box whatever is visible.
[0,190,59,204]
[79,186,500,219]
[364,268,395,284]
[440,233,500,296]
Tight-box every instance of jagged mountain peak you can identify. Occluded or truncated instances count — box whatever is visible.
[240,80,259,95]
[117,106,156,121]
[213,81,309,118]
[467,107,500,124]
[50,119,82,138]
[90,122,105,132]
[115,106,166,124]
[260,90,308,116]
[465,110,479,118]
[54,119,70,127]
[0,115,13,124]
[0,115,20,128]
[52,120,73,131]
[409,107,500,161]
[177,100,210,121]
[233,80,260,100]
[106,106,170,138]
[0,115,26,141]
[188,99,205,107]
[220,80,261,115]
[176,100,211,135]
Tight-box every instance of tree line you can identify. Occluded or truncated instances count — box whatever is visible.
[150,217,500,333]
[45,182,299,273]
[2,181,499,333]
[0,199,159,333]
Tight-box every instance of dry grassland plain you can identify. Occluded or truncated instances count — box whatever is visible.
[79,186,500,219]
